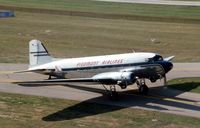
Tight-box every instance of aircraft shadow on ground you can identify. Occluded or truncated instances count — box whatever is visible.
[37,83,200,121]
[42,92,167,121]
[17,82,200,121]
[168,82,200,92]
[42,97,124,121]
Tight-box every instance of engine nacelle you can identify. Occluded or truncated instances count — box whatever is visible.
[92,72,136,88]
[117,72,136,89]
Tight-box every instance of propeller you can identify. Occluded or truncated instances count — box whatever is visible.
[164,56,175,61]
[162,56,175,87]
[163,74,167,86]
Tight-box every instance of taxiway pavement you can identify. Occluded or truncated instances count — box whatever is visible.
[0,63,200,118]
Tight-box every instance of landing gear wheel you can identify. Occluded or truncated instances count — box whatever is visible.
[139,84,149,95]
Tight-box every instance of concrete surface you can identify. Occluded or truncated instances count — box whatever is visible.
[0,63,200,118]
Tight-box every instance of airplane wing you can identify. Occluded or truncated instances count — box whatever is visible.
[14,64,165,85]
[14,77,116,85]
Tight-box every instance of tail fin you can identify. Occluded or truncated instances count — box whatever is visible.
[29,39,53,67]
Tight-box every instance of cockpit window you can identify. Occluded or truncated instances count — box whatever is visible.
[148,55,163,62]
[153,55,163,61]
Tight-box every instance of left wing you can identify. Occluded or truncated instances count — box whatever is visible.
[14,64,165,86]
[14,72,130,85]
[14,77,115,85]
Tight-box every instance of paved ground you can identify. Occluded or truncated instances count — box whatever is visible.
[95,0,200,6]
[0,63,200,118]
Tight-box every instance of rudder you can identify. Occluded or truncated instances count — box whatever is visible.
[29,39,52,67]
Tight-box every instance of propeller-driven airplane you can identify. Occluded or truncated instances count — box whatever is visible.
[17,39,174,99]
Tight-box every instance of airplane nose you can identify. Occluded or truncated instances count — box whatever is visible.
[163,61,173,73]
[156,61,173,73]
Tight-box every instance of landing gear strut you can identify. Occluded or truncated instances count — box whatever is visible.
[136,79,149,95]
[109,85,119,100]
[48,75,52,80]
[163,75,168,89]
[102,84,119,100]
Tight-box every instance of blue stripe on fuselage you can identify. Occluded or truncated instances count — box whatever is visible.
[30,51,47,54]
[34,54,50,56]
[56,62,159,72]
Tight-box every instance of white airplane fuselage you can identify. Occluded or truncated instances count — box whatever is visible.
[29,52,157,78]
[16,39,174,97]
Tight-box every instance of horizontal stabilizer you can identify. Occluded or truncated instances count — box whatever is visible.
[14,69,46,73]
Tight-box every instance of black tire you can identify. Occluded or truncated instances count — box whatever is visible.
[139,85,149,95]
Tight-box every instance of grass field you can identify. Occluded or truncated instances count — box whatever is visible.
[0,0,200,19]
[0,92,199,128]
[168,77,200,93]
[173,0,200,1]
[0,0,200,63]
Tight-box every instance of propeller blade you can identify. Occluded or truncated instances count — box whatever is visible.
[164,56,175,61]
[163,75,167,86]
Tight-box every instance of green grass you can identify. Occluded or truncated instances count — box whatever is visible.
[168,77,200,93]
[0,0,200,63]
[0,0,200,20]
[173,0,200,1]
[0,92,200,128]
[0,11,200,63]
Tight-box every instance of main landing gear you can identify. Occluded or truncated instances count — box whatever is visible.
[48,75,52,80]
[136,79,149,95]
[101,79,149,100]
[102,84,119,100]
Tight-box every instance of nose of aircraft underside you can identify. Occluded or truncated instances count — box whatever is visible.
[163,61,173,73]
[157,61,173,74]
